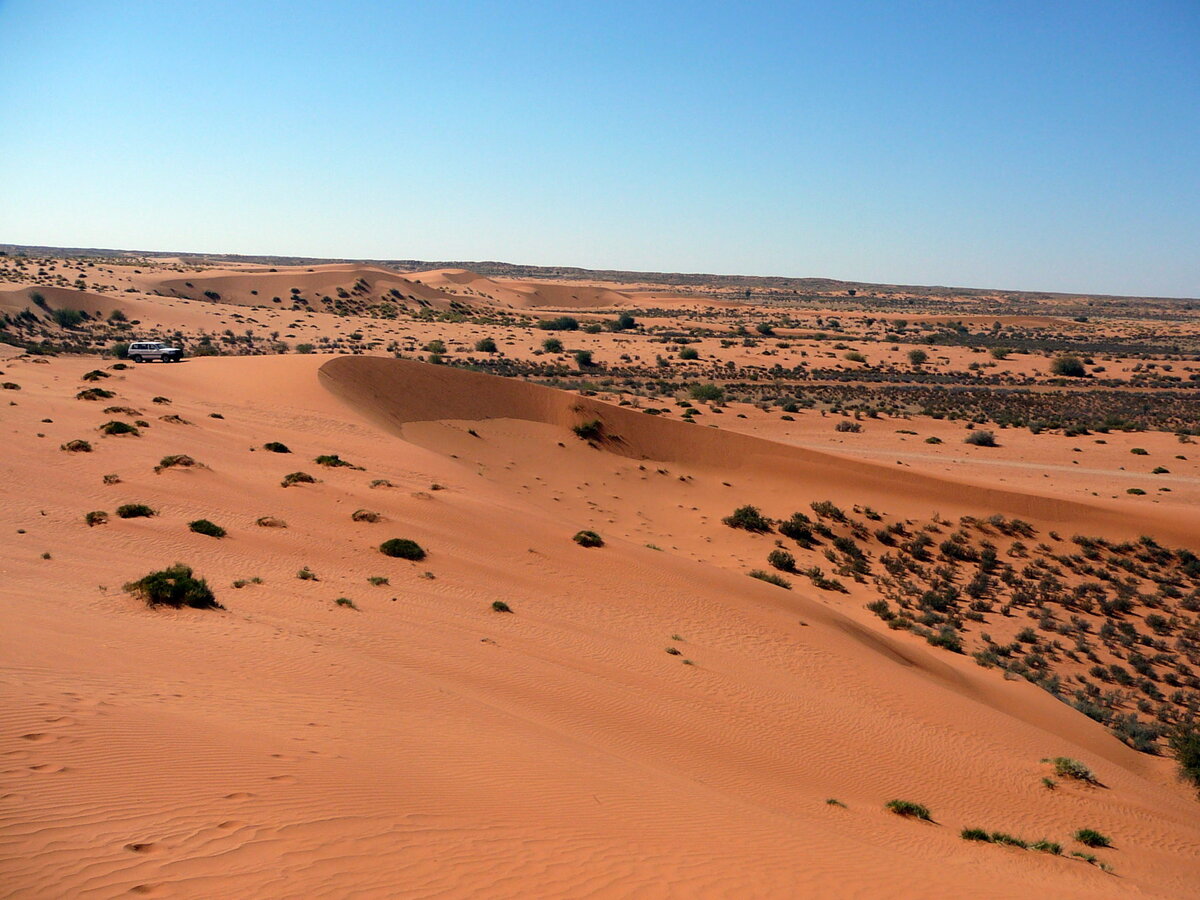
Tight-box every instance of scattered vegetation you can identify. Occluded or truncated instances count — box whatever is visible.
[281,471,317,487]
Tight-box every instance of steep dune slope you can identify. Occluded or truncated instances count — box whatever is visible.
[319,356,1200,547]
[408,268,634,308]
[1,354,1197,898]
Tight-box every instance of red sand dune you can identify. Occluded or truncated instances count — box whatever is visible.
[0,353,1197,898]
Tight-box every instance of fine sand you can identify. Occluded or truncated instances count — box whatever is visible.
[1,352,1198,898]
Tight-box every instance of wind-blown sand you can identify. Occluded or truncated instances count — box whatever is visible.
[1,352,1198,898]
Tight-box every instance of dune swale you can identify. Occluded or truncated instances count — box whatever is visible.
[124,563,222,610]
[380,538,426,560]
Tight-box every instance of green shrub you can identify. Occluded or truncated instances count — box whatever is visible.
[723,505,772,532]
[492,600,512,613]
[380,538,426,560]
[1074,828,1110,848]
[965,429,997,447]
[281,471,317,487]
[538,316,579,331]
[61,439,93,452]
[474,337,497,353]
[335,597,357,609]
[573,530,604,548]
[367,576,389,586]
[100,420,139,436]
[84,510,108,527]
[297,566,318,580]
[315,453,355,467]
[885,800,931,820]
[50,308,86,328]
[749,569,791,589]
[843,350,866,363]
[76,388,115,401]
[111,342,131,359]
[263,441,291,453]
[1168,724,1200,789]
[908,349,928,365]
[156,454,198,472]
[678,346,700,360]
[541,337,563,352]
[1044,757,1098,783]
[1031,840,1062,855]
[924,436,942,444]
[574,349,594,367]
[1051,355,1087,377]
[116,503,155,518]
[1130,447,1148,455]
[189,519,226,538]
[834,420,862,432]
[767,548,795,571]
[573,419,603,440]
[961,828,991,842]
[296,343,315,354]
[124,563,221,609]
[990,832,1027,848]
[689,383,723,402]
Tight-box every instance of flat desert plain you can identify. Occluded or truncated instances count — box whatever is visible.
[2,251,1199,898]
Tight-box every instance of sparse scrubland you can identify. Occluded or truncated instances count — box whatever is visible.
[1,252,1198,897]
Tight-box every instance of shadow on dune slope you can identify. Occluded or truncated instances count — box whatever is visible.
[319,355,1198,546]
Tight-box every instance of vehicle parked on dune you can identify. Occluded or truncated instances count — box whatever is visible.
[127,341,183,363]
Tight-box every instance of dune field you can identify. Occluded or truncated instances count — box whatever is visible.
[1,253,1199,898]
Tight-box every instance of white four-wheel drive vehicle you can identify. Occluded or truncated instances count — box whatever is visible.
[127,341,184,363]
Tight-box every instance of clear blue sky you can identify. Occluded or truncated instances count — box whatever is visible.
[1,1,1197,296]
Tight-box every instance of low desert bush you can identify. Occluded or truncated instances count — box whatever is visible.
[1044,757,1098,784]
[124,563,221,609]
[351,509,381,523]
[335,597,357,609]
[573,530,604,548]
[76,388,115,401]
[767,548,796,571]
[965,429,997,447]
[492,600,512,613]
[723,505,772,532]
[749,569,791,589]
[315,453,356,468]
[155,454,199,472]
[188,519,226,538]
[281,471,317,487]
[84,510,108,527]
[297,566,318,580]
[886,800,932,821]
[367,576,389,586]
[100,420,139,436]
[1074,828,1111,848]
[263,441,291,453]
[380,538,426,560]
[116,503,155,519]
[61,439,92,452]
[572,419,603,440]
[255,515,287,527]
